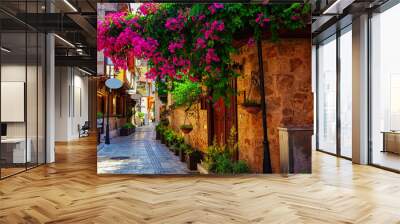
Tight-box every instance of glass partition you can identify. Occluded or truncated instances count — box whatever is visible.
[339,27,352,158]
[0,31,28,177]
[0,0,46,179]
[317,35,337,155]
[371,3,400,171]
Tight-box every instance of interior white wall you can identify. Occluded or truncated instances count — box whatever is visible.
[54,67,89,141]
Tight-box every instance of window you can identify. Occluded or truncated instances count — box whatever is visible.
[317,35,337,154]
[340,27,352,158]
[370,3,400,171]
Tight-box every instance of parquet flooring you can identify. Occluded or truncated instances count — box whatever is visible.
[0,136,400,223]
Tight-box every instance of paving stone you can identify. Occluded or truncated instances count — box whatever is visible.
[97,124,189,174]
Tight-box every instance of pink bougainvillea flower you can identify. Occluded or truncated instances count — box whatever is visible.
[211,20,224,32]
[138,3,158,16]
[291,15,300,21]
[202,20,224,40]
[189,76,199,82]
[212,3,224,9]
[208,3,224,15]
[168,39,184,54]
[195,38,207,49]
[247,37,255,47]
[198,14,205,21]
[165,17,184,31]
[205,48,220,64]
[255,13,263,23]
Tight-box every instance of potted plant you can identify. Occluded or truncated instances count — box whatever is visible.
[185,147,202,171]
[164,129,177,147]
[161,128,171,145]
[179,143,188,162]
[242,99,261,114]
[180,124,193,134]
[174,136,184,156]
[160,118,169,126]
[155,124,165,140]
[137,112,145,126]
[120,122,135,136]
[171,78,200,135]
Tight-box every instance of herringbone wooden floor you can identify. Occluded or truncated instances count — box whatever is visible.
[1,136,400,224]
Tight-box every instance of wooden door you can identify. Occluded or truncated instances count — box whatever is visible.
[209,79,238,147]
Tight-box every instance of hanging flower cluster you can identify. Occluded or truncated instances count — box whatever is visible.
[98,3,310,102]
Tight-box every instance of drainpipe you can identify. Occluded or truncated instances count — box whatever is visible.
[257,39,272,173]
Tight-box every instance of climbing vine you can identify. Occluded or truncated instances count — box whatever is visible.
[98,3,310,103]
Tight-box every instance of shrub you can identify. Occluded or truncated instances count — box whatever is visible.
[202,128,249,174]
[232,160,250,174]
[215,154,233,174]
[164,129,176,145]
[171,78,201,108]
[137,112,145,119]
[97,112,104,118]
[122,122,135,129]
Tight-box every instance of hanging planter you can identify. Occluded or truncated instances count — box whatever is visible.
[242,99,261,114]
[180,124,193,134]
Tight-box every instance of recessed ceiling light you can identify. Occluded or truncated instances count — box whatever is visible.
[1,47,11,53]
[63,0,78,12]
[323,0,355,15]
[78,67,93,76]
[54,34,75,48]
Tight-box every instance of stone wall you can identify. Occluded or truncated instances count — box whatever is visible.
[233,38,313,173]
[170,104,209,153]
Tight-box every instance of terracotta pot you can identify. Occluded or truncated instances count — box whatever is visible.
[186,151,202,171]
[156,131,160,140]
[180,127,193,134]
[244,105,261,114]
[179,149,186,162]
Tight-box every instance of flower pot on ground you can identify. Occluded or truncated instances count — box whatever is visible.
[156,130,161,140]
[170,142,180,156]
[173,136,184,156]
[120,123,136,136]
[186,148,202,171]
[174,146,180,156]
[155,124,165,140]
[160,118,169,126]
[164,129,176,147]
[180,124,193,134]
[242,99,261,114]
[179,144,189,162]
[161,134,166,144]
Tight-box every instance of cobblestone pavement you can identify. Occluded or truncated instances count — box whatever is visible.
[97,123,189,174]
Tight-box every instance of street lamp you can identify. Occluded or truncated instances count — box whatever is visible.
[104,76,123,144]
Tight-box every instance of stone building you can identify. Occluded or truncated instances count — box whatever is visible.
[169,32,312,173]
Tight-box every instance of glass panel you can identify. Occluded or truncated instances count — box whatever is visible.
[27,31,38,169]
[371,4,400,171]
[340,28,352,158]
[1,30,27,177]
[38,32,45,165]
[317,36,337,154]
